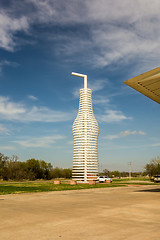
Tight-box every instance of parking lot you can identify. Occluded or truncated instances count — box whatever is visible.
[0,185,160,240]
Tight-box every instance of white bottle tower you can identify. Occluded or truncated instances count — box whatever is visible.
[72,72,99,182]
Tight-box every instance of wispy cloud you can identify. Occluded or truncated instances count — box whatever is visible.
[0,124,10,135]
[104,130,146,140]
[91,24,160,68]
[0,96,73,122]
[0,12,29,51]
[88,80,107,91]
[67,140,73,145]
[30,0,160,69]
[27,95,38,101]
[151,142,160,147]
[98,110,132,123]
[1,0,160,69]
[13,135,66,148]
[0,96,25,115]
[100,141,160,151]
[73,79,107,97]
[0,145,15,150]
[93,96,110,105]
[0,60,18,73]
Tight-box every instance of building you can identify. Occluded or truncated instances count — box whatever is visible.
[72,72,99,182]
[124,66,160,104]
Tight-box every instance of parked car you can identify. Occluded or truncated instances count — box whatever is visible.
[154,175,160,183]
[97,176,112,183]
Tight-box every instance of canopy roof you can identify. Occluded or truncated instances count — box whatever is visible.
[124,67,160,104]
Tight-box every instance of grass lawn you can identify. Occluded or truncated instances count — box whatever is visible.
[112,177,151,182]
[0,178,158,195]
[0,181,125,195]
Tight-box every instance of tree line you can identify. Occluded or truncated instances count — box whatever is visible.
[100,169,144,178]
[0,153,72,181]
[101,156,160,178]
[0,152,159,181]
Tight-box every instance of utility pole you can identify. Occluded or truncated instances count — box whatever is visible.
[129,161,131,180]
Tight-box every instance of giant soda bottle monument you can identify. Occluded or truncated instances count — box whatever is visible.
[72,72,99,182]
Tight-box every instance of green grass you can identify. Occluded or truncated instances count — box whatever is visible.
[112,177,150,182]
[0,178,159,195]
[117,182,155,185]
[112,177,160,185]
[0,181,125,195]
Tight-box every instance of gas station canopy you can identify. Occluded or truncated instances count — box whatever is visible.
[124,66,160,104]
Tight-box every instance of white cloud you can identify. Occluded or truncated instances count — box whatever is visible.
[27,95,38,101]
[104,130,146,140]
[138,130,146,136]
[14,135,65,148]
[0,124,10,135]
[27,0,85,24]
[91,25,160,68]
[1,0,160,69]
[73,79,107,97]
[151,143,160,147]
[0,60,18,73]
[0,12,29,51]
[32,0,160,68]
[0,96,25,115]
[24,106,72,122]
[98,110,132,123]
[93,96,110,105]
[88,80,107,91]
[120,130,137,137]
[101,141,160,151]
[0,145,15,150]
[67,140,73,145]
[29,0,159,27]
[0,96,73,122]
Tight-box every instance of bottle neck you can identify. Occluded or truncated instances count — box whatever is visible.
[79,88,93,110]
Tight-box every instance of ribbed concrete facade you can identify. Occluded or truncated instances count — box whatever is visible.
[72,86,99,182]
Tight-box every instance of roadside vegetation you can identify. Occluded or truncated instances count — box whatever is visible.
[0,153,72,181]
[0,178,159,195]
[144,156,160,177]
[0,181,126,195]
[0,153,160,195]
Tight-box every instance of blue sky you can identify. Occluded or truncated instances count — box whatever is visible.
[0,0,160,172]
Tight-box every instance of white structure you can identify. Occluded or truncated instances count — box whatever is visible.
[72,72,99,182]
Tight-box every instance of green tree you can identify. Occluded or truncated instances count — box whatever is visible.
[145,156,160,177]
[51,167,63,178]
[7,160,27,181]
[39,160,53,180]
[111,171,121,177]
[103,169,110,176]
[0,153,72,181]
[62,168,72,179]
[26,159,41,180]
[120,172,129,177]
[0,153,9,180]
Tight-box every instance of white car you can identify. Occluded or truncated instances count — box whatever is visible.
[97,176,112,183]
[154,175,160,183]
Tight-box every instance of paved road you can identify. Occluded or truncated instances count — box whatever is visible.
[0,185,160,240]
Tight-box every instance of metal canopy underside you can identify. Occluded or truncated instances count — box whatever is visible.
[124,66,160,104]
